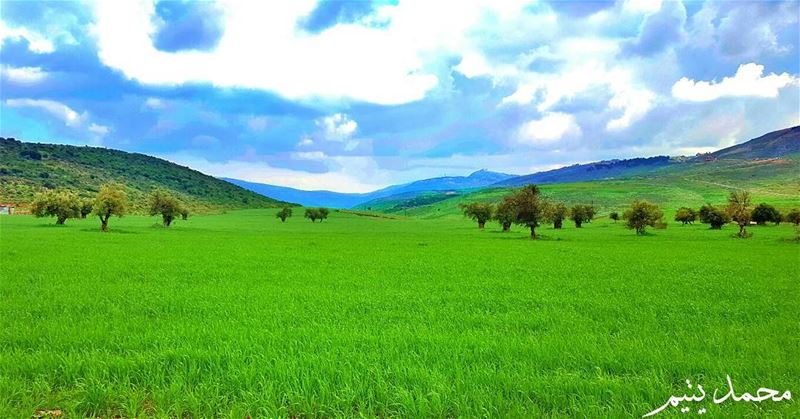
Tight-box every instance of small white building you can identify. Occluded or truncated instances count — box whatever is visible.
[0,203,15,215]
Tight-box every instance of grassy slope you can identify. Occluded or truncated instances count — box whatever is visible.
[362,156,800,218]
[0,138,287,212]
[1,209,798,417]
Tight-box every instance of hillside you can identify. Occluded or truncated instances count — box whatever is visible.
[706,125,800,160]
[494,156,671,187]
[226,169,514,208]
[0,138,288,212]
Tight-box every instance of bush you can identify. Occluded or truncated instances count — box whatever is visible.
[751,203,781,225]
[570,204,595,228]
[276,206,293,222]
[31,189,81,225]
[674,207,697,225]
[785,209,800,226]
[699,204,730,229]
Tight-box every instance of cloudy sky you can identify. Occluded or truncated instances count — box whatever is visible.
[1,0,798,192]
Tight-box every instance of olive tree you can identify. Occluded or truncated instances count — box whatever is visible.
[495,197,516,232]
[509,184,549,239]
[460,202,494,229]
[623,200,664,235]
[609,211,619,223]
[276,206,293,222]
[674,207,697,225]
[570,204,595,228]
[699,204,730,229]
[317,207,330,222]
[547,201,568,229]
[149,190,187,227]
[726,190,752,238]
[786,209,800,226]
[93,183,128,232]
[31,189,81,225]
[751,203,781,225]
[80,198,93,219]
[305,208,320,222]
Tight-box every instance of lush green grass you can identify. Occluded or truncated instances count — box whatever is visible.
[1,209,798,417]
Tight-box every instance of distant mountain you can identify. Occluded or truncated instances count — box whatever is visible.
[493,156,671,187]
[225,169,515,208]
[706,125,800,160]
[0,138,288,211]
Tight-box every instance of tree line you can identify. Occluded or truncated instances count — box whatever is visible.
[460,185,798,239]
[31,183,187,231]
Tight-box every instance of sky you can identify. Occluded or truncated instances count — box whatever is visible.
[1,0,798,192]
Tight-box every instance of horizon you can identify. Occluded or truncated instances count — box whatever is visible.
[1,1,799,193]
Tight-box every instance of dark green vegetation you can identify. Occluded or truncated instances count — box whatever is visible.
[0,138,287,212]
[1,210,798,417]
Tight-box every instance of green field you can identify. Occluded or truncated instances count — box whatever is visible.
[1,208,798,417]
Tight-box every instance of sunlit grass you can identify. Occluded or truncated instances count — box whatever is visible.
[1,210,798,417]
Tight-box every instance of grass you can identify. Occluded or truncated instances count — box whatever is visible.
[1,209,799,417]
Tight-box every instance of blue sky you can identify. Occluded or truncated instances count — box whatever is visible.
[1,0,798,192]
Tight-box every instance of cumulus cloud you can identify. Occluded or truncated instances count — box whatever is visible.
[5,98,86,127]
[672,63,797,102]
[0,22,55,53]
[516,112,582,145]
[0,65,48,84]
[316,113,357,141]
[246,116,269,132]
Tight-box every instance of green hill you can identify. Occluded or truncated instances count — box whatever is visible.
[0,138,288,212]
[358,155,800,218]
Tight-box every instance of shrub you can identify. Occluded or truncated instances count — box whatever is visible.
[547,202,568,229]
[751,203,781,225]
[674,207,697,225]
[276,206,293,222]
[699,204,730,229]
[570,204,595,228]
[785,209,800,226]
[148,189,187,227]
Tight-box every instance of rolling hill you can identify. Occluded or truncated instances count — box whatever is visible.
[224,169,514,208]
[0,137,288,212]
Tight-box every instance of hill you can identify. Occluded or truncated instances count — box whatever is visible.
[0,138,288,212]
[705,125,800,160]
[226,169,514,208]
[493,156,671,187]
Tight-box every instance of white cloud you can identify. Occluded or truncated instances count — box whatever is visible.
[0,22,55,53]
[0,65,48,84]
[606,86,655,130]
[623,0,663,15]
[672,63,797,102]
[297,136,314,147]
[144,97,166,109]
[516,112,582,145]
[88,123,111,136]
[5,99,86,127]
[317,113,357,141]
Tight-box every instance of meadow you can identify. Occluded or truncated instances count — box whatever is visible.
[1,209,799,417]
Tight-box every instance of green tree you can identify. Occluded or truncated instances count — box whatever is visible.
[674,207,697,225]
[726,190,752,238]
[570,204,595,228]
[609,211,619,223]
[495,197,516,232]
[30,189,81,225]
[751,203,781,225]
[305,208,320,222]
[547,201,568,229]
[699,204,730,229]
[623,200,664,235]
[460,202,494,229]
[79,198,93,219]
[276,206,293,222]
[785,209,800,226]
[148,189,187,227]
[317,207,330,222]
[93,183,128,232]
[509,184,548,239]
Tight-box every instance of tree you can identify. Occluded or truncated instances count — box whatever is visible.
[570,204,595,228]
[30,189,81,225]
[276,206,293,222]
[317,207,330,222]
[148,189,187,227]
[547,201,568,229]
[460,202,494,229]
[509,184,548,239]
[751,203,781,225]
[726,190,752,238]
[93,183,128,232]
[495,197,516,232]
[80,199,93,219]
[698,204,730,229]
[674,207,697,225]
[609,211,619,223]
[623,200,664,235]
[785,209,800,226]
[304,208,320,222]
